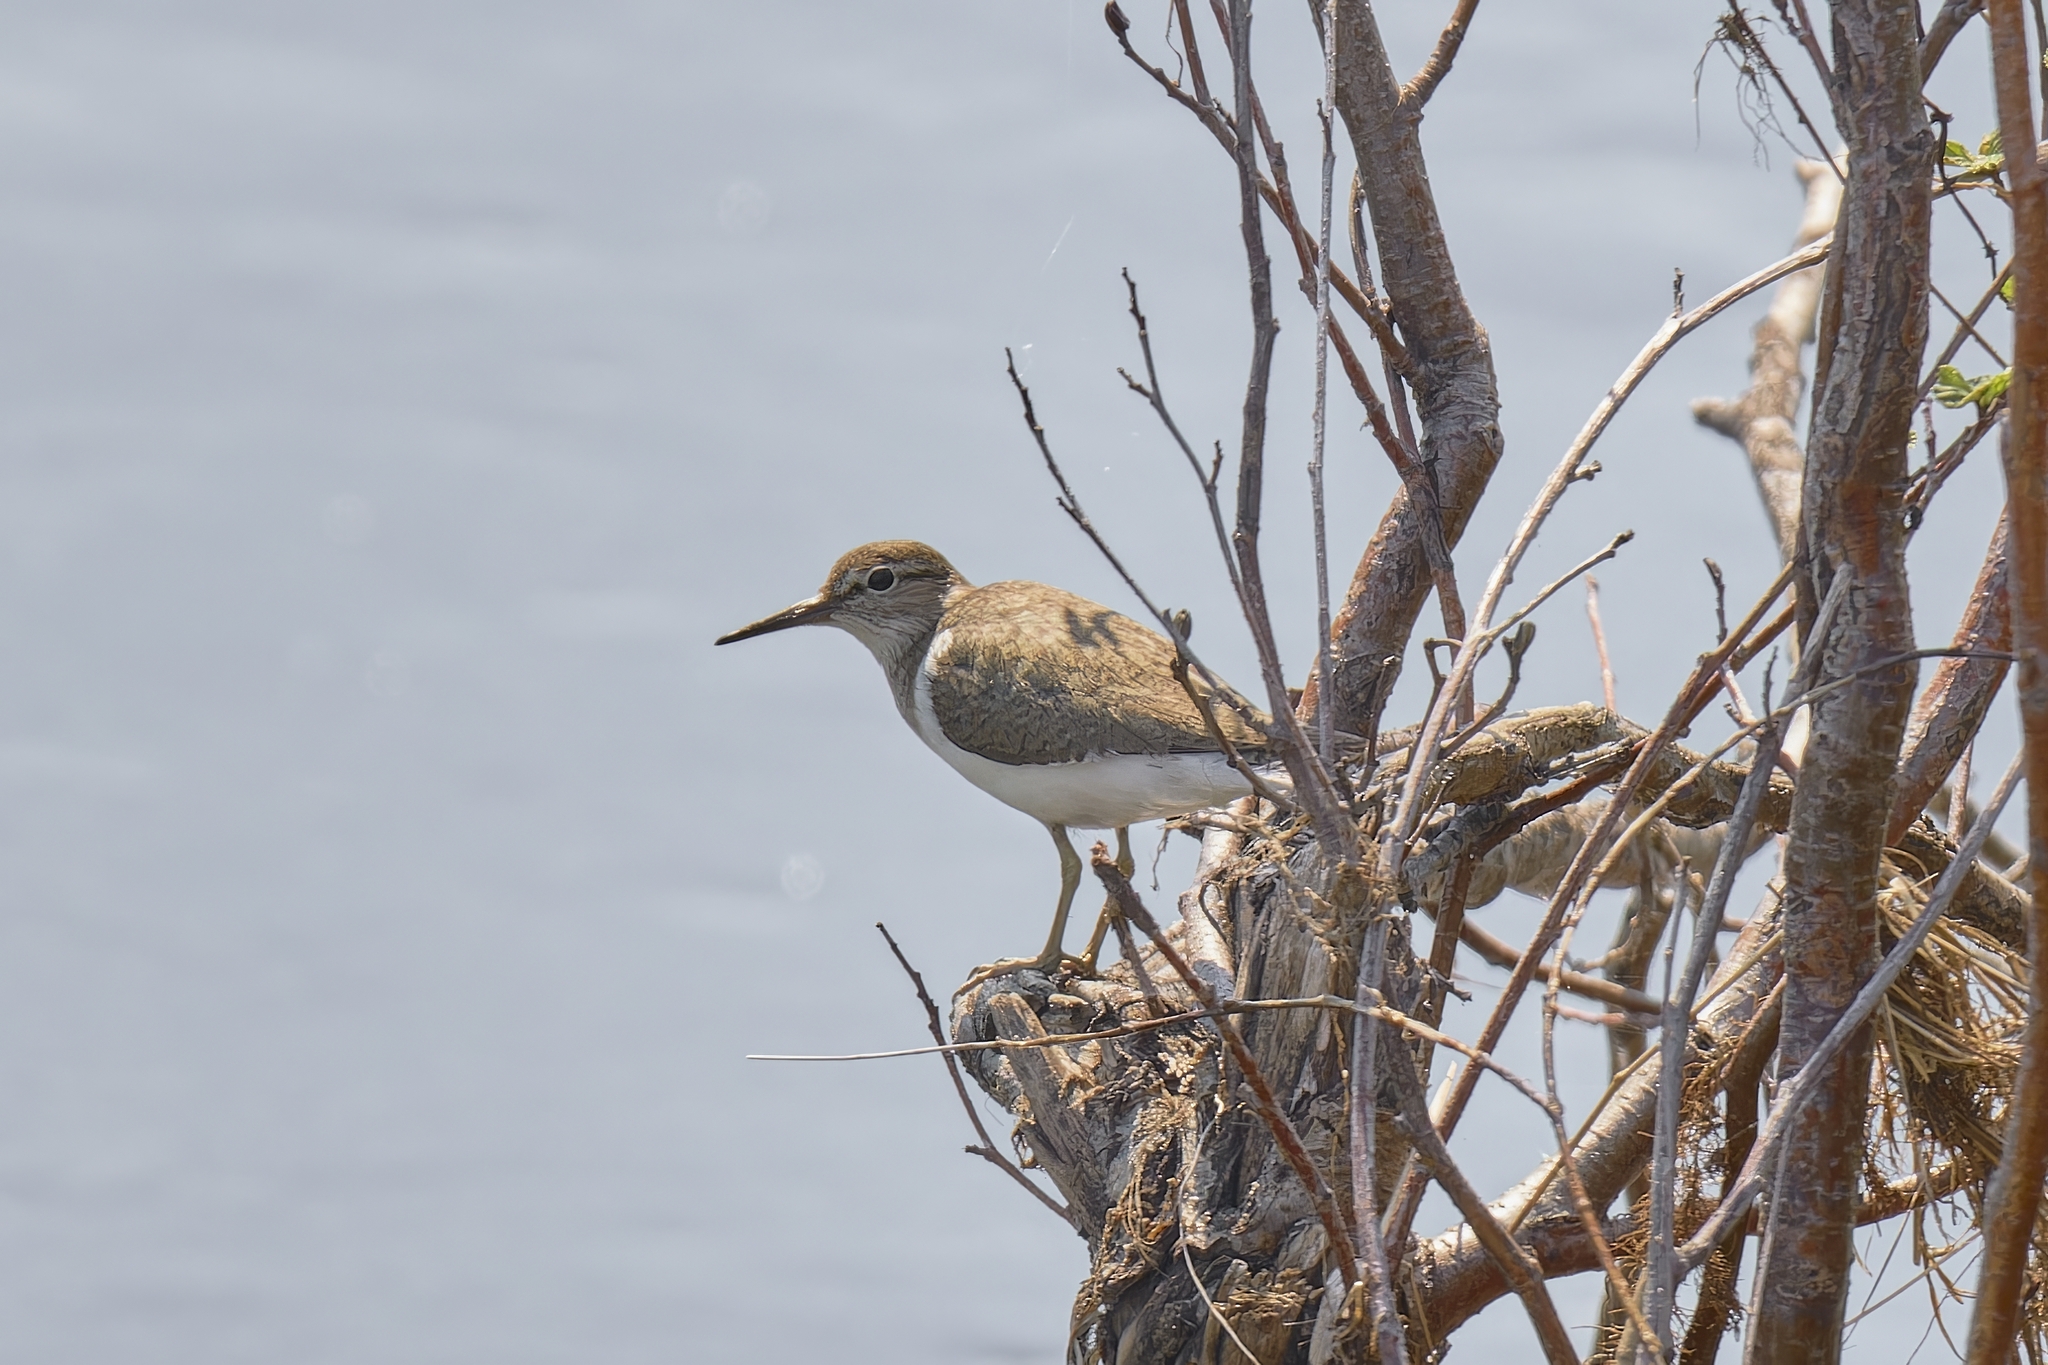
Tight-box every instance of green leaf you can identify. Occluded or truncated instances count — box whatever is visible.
[1973,368,2013,409]
[1944,132,2005,180]
[1932,363,2012,414]
[1931,364,1972,407]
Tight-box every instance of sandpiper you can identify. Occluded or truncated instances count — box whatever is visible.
[715,540,1268,978]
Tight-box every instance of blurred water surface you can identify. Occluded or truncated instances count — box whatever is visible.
[0,2,2008,1360]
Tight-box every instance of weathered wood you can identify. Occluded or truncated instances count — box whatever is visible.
[947,682,2034,1361]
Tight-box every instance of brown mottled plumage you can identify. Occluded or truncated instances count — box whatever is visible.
[928,580,1268,766]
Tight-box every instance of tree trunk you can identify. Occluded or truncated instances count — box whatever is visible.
[1749,2,1931,1356]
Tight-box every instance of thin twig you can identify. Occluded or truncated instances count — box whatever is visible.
[1310,1,1339,768]
[1645,707,1785,1351]
[1104,6,1414,375]
[1456,919,1663,1016]
[1384,238,1831,880]
[1486,532,1634,649]
[1349,920,1410,1365]
[1381,565,1798,1249]
[1769,0,1834,89]
[1587,576,1618,712]
[1918,261,2012,392]
[1169,0,1212,106]
[1722,4,1843,177]
[874,923,1075,1225]
[1907,405,2005,530]
[1422,855,1476,1030]
[1106,907,1168,1020]
[1931,279,2010,368]
[1006,349,1268,768]
[1182,1238,1268,1365]
[1537,856,1669,1360]
[1217,0,1357,856]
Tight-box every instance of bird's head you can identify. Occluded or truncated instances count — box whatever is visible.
[714,541,967,662]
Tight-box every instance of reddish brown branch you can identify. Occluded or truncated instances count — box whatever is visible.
[1968,0,2048,1355]
[1921,0,1986,76]
[1748,0,1930,1349]
[1322,0,1504,738]
[1891,512,2011,843]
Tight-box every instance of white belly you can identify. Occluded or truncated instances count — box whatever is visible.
[906,654,1252,829]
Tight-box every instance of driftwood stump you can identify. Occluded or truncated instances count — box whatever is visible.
[946,707,2032,1364]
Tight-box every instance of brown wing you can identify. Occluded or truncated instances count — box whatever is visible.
[927,581,1270,766]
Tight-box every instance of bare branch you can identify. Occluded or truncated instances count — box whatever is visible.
[1383,1024,1579,1365]
[1400,0,1480,109]
[1892,511,2011,841]
[1311,4,1340,767]
[1220,0,1359,856]
[1587,576,1618,712]
[1349,931,1410,1365]
[1692,159,1842,565]
[1399,239,1831,875]
[1004,348,1264,741]
[1770,0,1835,90]
[1381,569,1795,1247]
[1920,261,2014,398]
[1169,0,1214,106]
[875,923,1075,1226]
[1921,0,1987,78]
[1323,0,1504,737]
[1750,3,1931,1342]
[1645,708,1785,1349]
[1967,0,2048,1352]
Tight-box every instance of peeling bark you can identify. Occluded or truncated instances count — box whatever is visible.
[1750,0,1931,1355]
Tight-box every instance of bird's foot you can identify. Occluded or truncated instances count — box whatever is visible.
[956,949,1097,994]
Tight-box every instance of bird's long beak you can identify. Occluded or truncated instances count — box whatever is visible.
[714,594,835,645]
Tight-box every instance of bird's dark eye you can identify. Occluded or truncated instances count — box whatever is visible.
[867,567,897,592]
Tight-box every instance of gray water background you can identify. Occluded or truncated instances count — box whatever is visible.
[0,2,2013,1360]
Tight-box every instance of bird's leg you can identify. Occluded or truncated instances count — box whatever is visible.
[958,823,1096,991]
[1035,821,1085,967]
[1075,827,1136,970]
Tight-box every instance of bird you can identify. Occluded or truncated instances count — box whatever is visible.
[715,540,1270,980]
